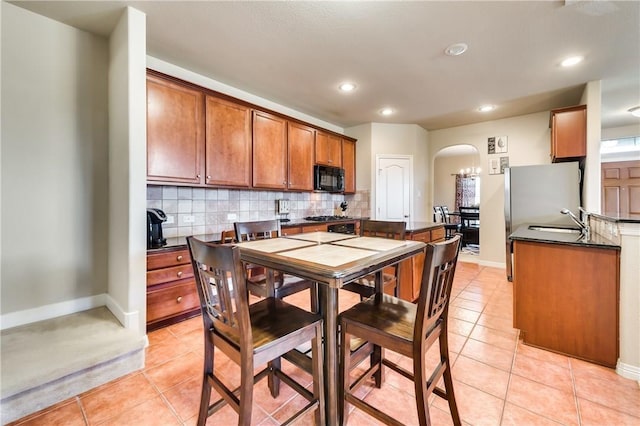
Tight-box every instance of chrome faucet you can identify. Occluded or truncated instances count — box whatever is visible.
[561,208,590,239]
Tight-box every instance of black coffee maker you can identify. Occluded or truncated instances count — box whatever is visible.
[147,208,167,249]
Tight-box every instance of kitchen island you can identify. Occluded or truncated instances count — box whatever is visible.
[510,224,621,367]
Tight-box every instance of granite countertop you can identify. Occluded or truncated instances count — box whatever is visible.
[148,233,221,252]
[280,217,366,227]
[405,221,443,232]
[588,212,640,224]
[509,224,620,250]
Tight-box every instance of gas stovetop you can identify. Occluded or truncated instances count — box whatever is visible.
[304,215,351,222]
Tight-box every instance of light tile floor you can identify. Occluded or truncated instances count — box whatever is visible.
[9,262,640,425]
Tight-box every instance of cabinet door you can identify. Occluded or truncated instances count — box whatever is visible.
[316,131,342,167]
[205,96,251,187]
[147,75,204,184]
[551,105,586,160]
[287,122,315,191]
[253,110,287,189]
[342,139,356,194]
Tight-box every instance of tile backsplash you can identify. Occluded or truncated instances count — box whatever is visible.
[147,185,370,237]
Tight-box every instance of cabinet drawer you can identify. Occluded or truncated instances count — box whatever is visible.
[302,224,328,233]
[147,248,190,270]
[282,226,302,236]
[409,231,430,243]
[430,227,445,241]
[147,280,200,323]
[147,264,194,286]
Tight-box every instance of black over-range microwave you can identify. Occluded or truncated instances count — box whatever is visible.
[314,165,344,192]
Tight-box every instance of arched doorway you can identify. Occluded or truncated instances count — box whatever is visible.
[433,145,481,255]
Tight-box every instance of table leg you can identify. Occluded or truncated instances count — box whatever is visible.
[319,285,339,426]
[373,270,384,387]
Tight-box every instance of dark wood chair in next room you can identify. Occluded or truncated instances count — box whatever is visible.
[440,206,462,240]
[234,220,317,309]
[339,235,462,426]
[186,237,325,426]
[341,219,406,299]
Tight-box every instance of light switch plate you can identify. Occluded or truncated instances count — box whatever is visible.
[276,199,290,214]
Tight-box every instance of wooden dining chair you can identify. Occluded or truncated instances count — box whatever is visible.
[219,229,236,244]
[186,237,325,426]
[234,220,317,307]
[339,235,462,426]
[440,206,462,240]
[341,219,406,299]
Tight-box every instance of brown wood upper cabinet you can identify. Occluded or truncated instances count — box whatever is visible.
[252,110,288,189]
[316,131,342,167]
[147,74,204,184]
[550,104,586,162]
[205,96,252,187]
[287,122,315,191]
[342,139,356,194]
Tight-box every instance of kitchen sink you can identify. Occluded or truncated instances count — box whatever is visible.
[528,225,582,234]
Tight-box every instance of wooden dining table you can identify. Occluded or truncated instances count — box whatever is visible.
[236,231,426,426]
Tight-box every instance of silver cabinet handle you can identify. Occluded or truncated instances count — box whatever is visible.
[176,255,183,261]
[177,271,183,278]
[176,296,182,303]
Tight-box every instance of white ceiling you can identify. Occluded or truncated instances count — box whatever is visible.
[12,0,640,131]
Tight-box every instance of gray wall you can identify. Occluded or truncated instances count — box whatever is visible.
[1,3,109,314]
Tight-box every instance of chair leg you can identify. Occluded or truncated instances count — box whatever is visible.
[238,359,254,426]
[339,327,352,426]
[268,358,281,398]
[413,352,432,426]
[312,324,325,426]
[439,334,461,425]
[372,345,383,387]
[197,355,213,426]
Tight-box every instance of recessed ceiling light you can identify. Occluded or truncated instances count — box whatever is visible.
[628,106,640,117]
[561,56,584,67]
[444,43,468,56]
[338,82,356,92]
[478,105,495,112]
[379,108,394,116]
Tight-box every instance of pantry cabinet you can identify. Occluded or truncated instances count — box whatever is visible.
[146,74,204,184]
[204,96,252,187]
[550,104,586,162]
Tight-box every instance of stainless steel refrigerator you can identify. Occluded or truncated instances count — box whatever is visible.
[504,162,581,280]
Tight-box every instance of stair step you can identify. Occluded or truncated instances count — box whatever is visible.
[1,307,146,424]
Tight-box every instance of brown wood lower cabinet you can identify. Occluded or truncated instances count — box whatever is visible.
[513,240,619,367]
[399,225,445,302]
[147,247,200,331]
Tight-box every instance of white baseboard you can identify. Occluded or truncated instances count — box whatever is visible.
[105,295,140,333]
[1,294,107,330]
[0,294,141,333]
[617,360,640,382]
[458,256,506,269]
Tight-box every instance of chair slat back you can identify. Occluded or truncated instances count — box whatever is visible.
[187,237,251,346]
[220,229,237,244]
[360,220,406,240]
[235,220,281,242]
[415,235,461,344]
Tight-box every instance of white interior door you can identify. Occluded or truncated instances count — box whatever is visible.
[376,155,412,221]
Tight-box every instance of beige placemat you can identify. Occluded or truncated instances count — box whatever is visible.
[280,244,376,267]
[286,231,357,243]
[236,238,315,253]
[331,236,410,251]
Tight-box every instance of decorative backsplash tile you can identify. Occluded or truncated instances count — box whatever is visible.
[147,185,370,237]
